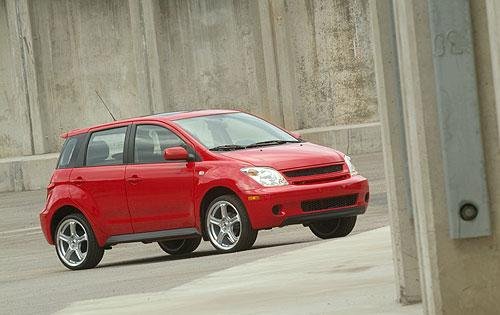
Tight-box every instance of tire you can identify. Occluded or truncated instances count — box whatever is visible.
[54,213,104,270]
[205,194,258,253]
[158,237,202,255]
[309,216,357,239]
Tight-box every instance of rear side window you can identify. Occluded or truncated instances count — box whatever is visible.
[86,127,127,166]
[57,137,80,169]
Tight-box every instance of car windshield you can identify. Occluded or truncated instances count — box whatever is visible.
[174,112,299,151]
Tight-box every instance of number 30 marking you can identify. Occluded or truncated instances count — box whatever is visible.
[434,30,465,57]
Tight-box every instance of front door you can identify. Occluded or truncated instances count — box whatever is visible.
[125,124,195,233]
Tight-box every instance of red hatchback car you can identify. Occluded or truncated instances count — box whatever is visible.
[40,110,369,270]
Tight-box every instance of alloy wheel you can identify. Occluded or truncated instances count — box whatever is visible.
[206,201,241,250]
[56,219,88,267]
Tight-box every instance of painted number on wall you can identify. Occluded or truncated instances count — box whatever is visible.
[434,30,466,57]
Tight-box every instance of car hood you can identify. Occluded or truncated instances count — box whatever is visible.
[219,142,345,170]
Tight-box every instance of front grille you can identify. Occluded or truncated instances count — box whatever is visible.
[284,164,343,178]
[301,194,358,212]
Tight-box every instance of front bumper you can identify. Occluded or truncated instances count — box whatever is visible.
[241,175,369,230]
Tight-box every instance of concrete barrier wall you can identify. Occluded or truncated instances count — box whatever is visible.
[29,0,143,154]
[0,0,35,157]
[0,122,381,192]
[0,0,377,159]
[0,153,58,192]
[298,122,382,155]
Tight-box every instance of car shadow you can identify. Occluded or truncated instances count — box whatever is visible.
[97,239,317,269]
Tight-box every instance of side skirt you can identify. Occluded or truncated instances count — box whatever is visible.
[105,228,200,247]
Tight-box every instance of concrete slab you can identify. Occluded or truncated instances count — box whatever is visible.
[0,125,381,193]
[0,153,58,192]
[58,226,422,315]
[298,122,382,155]
[0,152,389,315]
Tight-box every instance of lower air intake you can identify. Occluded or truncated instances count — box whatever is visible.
[301,194,358,212]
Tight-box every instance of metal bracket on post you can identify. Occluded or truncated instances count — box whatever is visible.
[427,0,491,238]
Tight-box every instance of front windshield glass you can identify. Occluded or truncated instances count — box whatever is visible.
[174,112,299,150]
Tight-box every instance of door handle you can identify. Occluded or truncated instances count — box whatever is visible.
[72,176,84,185]
[127,175,142,184]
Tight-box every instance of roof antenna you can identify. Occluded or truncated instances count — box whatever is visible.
[95,90,116,121]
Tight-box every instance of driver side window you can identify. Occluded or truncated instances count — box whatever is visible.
[134,125,186,164]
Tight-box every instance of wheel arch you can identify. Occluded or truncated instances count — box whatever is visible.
[50,205,84,242]
[199,186,241,241]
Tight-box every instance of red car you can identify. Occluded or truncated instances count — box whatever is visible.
[40,110,369,270]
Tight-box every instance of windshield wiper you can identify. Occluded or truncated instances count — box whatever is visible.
[209,144,246,151]
[245,140,299,149]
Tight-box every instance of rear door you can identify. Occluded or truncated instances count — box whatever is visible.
[69,126,133,236]
[125,123,195,233]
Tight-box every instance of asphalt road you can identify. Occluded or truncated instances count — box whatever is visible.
[0,153,387,315]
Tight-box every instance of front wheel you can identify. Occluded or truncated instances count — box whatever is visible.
[55,213,104,270]
[205,194,257,253]
[158,237,201,255]
[309,216,357,239]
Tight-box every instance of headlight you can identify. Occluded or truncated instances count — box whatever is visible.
[241,167,288,187]
[344,155,358,176]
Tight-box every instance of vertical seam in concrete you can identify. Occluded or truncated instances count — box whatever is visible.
[346,127,351,154]
[142,0,164,114]
[138,0,154,114]
[485,0,500,147]
[267,0,285,127]
[72,1,89,128]
[389,0,421,303]
[372,0,422,305]
[387,0,413,219]
[14,0,34,155]
[393,0,443,312]
[256,0,284,126]
[282,4,299,130]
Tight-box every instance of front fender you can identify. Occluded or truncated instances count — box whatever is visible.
[193,163,258,230]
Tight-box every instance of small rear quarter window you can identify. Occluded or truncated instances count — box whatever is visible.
[57,137,79,169]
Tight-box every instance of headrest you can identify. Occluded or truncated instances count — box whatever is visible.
[87,140,109,163]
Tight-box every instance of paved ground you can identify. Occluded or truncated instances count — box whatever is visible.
[0,153,387,315]
[59,227,422,315]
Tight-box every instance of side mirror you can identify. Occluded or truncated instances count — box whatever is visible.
[163,146,192,161]
[291,132,301,139]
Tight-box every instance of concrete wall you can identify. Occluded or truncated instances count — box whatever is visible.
[0,122,381,192]
[28,0,143,153]
[376,0,500,313]
[153,0,377,130]
[284,0,376,128]
[0,0,35,157]
[486,0,500,143]
[154,0,275,120]
[0,0,377,159]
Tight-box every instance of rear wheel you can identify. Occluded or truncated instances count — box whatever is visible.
[55,213,104,270]
[158,237,201,255]
[205,194,257,253]
[309,216,357,239]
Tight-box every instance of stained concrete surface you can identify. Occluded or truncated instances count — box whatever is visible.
[0,153,387,314]
[0,123,382,193]
[58,227,422,315]
[0,0,377,158]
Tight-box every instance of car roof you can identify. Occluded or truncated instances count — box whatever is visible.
[61,109,239,138]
